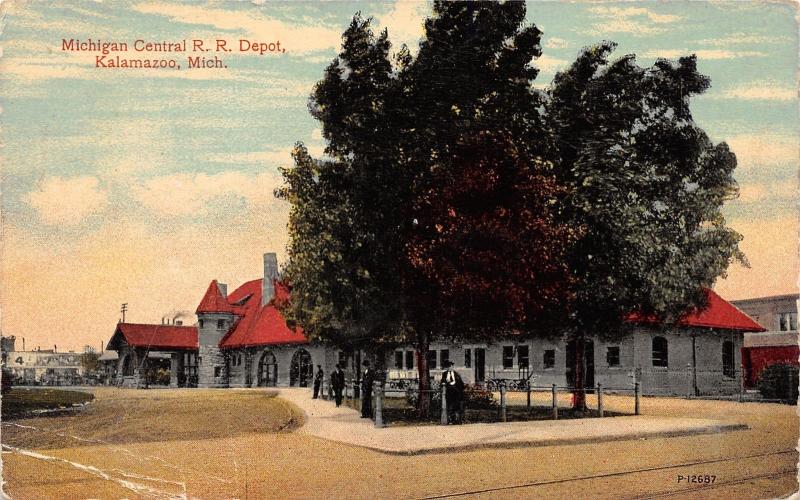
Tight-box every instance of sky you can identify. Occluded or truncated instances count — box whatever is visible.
[1,1,797,352]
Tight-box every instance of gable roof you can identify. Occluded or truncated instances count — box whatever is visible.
[218,279,307,349]
[628,289,766,332]
[196,280,233,314]
[108,323,198,350]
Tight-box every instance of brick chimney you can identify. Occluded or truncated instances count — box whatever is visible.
[262,252,279,306]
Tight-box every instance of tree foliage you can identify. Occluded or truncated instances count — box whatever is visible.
[278,2,745,412]
[547,43,744,408]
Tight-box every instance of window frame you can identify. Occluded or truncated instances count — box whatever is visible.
[606,346,620,367]
[427,350,437,369]
[464,348,472,368]
[502,346,514,369]
[543,349,555,369]
[394,351,404,370]
[440,349,450,368]
[722,340,735,378]
[652,336,669,367]
[517,345,530,369]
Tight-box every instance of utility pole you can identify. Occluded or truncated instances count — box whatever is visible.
[121,303,128,323]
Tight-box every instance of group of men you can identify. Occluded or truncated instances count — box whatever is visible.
[310,358,465,424]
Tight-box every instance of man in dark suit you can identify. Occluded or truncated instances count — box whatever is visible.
[331,363,345,407]
[440,361,464,424]
[312,365,324,399]
[361,360,375,418]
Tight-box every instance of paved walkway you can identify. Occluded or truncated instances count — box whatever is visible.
[277,388,748,455]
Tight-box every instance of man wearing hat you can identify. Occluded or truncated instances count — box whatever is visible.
[440,361,464,424]
[360,360,375,418]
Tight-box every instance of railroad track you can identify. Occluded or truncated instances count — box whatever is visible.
[420,449,797,499]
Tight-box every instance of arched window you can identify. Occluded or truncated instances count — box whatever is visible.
[652,336,668,367]
[722,340,735,378]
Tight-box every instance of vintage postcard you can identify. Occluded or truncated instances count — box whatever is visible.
[0,1,797,498]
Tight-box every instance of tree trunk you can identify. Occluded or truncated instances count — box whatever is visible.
[416,329,431,418]
[573,332,586,411]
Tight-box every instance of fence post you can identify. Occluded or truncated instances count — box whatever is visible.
[441,386,449,425]
[634,381,641,415]
[374,382,384,428]
[551,384,558,420]
[500,382,507,422]
[597,383,604,418]
[526,381,531,408]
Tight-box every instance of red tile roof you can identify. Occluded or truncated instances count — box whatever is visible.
[109,323,198,350]
[217,279,307,349]
[196,280,233,314]
[628,289,766,332]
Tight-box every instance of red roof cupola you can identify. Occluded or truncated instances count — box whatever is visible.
[196,280,233,314]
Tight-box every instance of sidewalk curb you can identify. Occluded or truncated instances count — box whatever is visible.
[312,423,750,456]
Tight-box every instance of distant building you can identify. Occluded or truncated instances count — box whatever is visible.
[106,252,765,397]
[731,294,799,388]
[4,348,84,386]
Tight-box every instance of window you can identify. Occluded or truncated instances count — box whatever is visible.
[722,340,735,378]
[464,349,472,368]
[394,351,403,369]
[214,366,222,377]
[217,319,226,330]
[427,350,437,369]
[606,346,620,367]
[517,346,529,369]
[405,351,414,370]
[502,346,514,369]
[543,350,555,369]
[198,319,204,328]
[779,312,798,331]
[338,351,348,368]
[440,349,450,367]
[652,336,669,367]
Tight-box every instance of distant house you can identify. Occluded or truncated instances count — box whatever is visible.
[731,294,799,388]
[106,252,765,396]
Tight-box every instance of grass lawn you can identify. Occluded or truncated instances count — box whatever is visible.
[2,388,94,420]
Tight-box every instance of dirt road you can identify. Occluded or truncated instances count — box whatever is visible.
[2,387,796,499]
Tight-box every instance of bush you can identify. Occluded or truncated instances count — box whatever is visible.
[757,363,799,404]
[463,384,498,409]
[1,367,12,394]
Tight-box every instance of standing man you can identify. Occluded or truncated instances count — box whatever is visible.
[361,360,375,418]
[312,364,324,399]
[331,363,345,407]
[440,361,464,424]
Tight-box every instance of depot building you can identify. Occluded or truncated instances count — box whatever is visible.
[106,252,764,396]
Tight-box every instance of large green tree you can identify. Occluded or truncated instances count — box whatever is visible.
[279,2,571,414]
[547,43,745,409]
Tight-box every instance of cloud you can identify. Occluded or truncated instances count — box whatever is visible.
[131,171,284,217]
[534,54,569,74]
[132,2,343,55]
[735,182,795,204]
[376,0,429,52]
[544,37,570,50]
[695,33,791,46]
[586,6,682,36]
[208,149,293,165]
[26,176,109,225]
[713,82,796,101]
[639,49,767,60]
[726,134,798,168]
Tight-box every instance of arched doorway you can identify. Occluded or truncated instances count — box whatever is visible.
[121,353,134,376]
[257,351,278,387]
[290,348,313,387]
